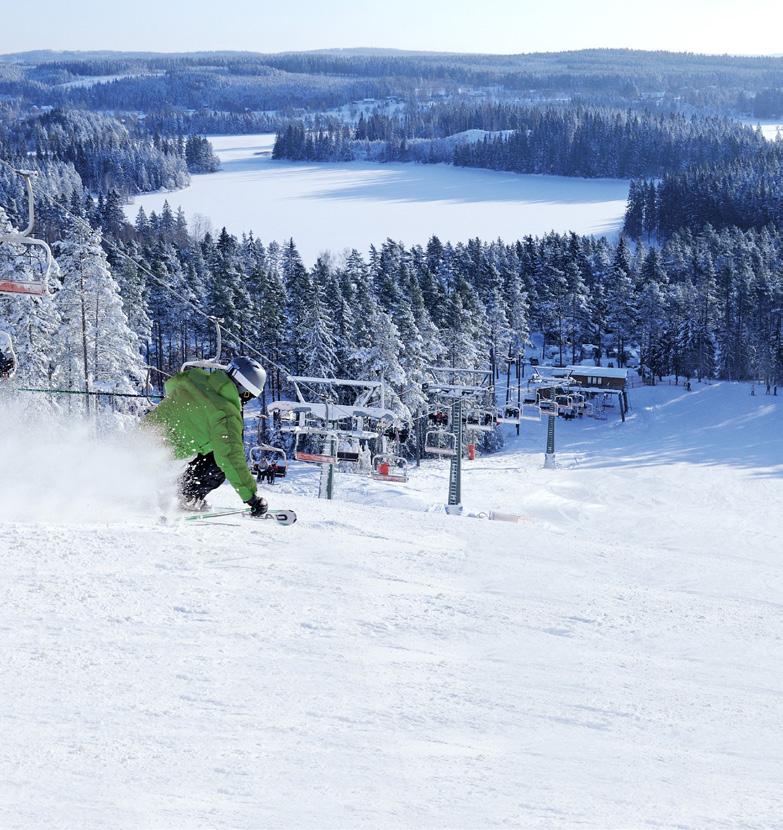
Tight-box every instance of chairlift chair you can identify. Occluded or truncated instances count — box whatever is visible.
[464,407,497,432]
[382,422,411,444]
[555,394,579,420]
[424,428,457,457]
[371,453,409,483]
[0,169,53,297]
[520,403,541,422]
[499,404,521,424]
[249,444,288,480]
[336,439,361,463]
[294,430,339,465]
[427,407,450,428]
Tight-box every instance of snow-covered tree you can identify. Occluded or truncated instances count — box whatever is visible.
[54,222,145,409]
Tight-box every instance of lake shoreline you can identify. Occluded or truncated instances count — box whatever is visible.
[126,134,630,263]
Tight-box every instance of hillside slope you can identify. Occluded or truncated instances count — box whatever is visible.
[1,381,781,828]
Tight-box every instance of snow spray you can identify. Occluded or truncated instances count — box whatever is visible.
[0,398,178,524]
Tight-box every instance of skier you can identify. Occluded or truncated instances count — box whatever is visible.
[146,356,268,515]
[264,461,278,485]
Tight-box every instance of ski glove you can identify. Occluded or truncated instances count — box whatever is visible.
[246,494,268,517]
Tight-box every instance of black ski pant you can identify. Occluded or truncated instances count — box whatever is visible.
[181,452,226,501]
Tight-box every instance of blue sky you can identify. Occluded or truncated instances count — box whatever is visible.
[2,0,781,56]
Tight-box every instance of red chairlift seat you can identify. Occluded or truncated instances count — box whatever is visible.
[0,170,53,297]
[371,454,409,483]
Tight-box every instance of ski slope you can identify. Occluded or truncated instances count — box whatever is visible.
[1,381,782,828]
[125,134,629,264]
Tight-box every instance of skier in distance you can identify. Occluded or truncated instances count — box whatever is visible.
[146,356,268,515]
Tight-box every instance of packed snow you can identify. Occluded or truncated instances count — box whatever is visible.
[1,380,782,828]
[126,134,629,264]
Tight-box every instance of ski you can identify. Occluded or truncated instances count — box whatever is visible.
[183,507,297,526]
[465,510,525,523]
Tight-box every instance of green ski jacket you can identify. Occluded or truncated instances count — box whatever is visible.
[146,367,257,502]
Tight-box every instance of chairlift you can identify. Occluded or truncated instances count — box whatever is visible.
[0,168,53,296]
[336,440,361,463]
[427,407,450,428]
[1,169,54,380]
[371,453,409,483]
[382,422,411,444]
[249,444,288,480]
[498,404,521,424]
[555,394,578,420]
[294,430,338,465]
[464,407,496,432]
[424,428,457,457]
[520,403,541,422]
[538,398,559,416]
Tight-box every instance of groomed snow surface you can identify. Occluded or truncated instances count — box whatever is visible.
[126,135,629,264]
[1,381,782,828]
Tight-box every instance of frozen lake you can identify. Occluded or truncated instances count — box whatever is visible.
[126,134,630,263]
[740,118,783,141]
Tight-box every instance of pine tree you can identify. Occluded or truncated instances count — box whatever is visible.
[301,273,336,379]
[637,249,667,379]
[282,239,312,376]
[606,238,638,366]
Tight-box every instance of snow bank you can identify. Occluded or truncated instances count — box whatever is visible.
[0,400,177,524]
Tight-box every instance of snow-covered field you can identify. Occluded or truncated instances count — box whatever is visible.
[1,380,782,828]
[125,135,629,263]
[57,72,154,89]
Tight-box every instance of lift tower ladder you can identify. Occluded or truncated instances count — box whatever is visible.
[446,398,463,514]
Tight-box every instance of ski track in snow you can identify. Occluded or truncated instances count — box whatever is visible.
[1,381,782,828]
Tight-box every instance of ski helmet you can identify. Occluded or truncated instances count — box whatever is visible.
[227,356,267,398]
